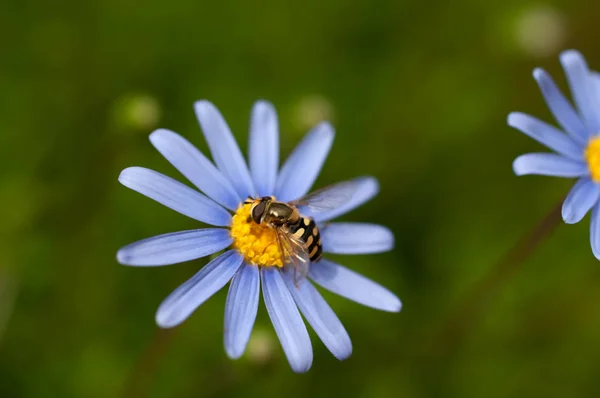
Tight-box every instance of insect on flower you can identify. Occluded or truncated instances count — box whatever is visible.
[117,100,401,373]
[246,180,356,286]
[510,50,600,259]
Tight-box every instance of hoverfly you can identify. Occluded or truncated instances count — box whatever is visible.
[245,180,357,286]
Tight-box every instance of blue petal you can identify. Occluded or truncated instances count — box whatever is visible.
[562,178,600,224]
[118,167,232,227]
[117,228,232,266]
[194,101,256,198]
[560,50,600,136]
[275,122,334,202]
[249,101,279,196]
[512,153,589,177]
[304,177,379,223]
[533,68,588,144]
[282,270,352,360]
[156,250,243,328]
[591,202,600,260]
[150,129,241,210]
[321,223,394,254]
[593,72,600,101]
[224,263,260,359]
[507,112,584,160]
[261,267,312,373]
[309,258,401,312]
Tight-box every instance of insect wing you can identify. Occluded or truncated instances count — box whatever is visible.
[289,180,357,213]
[277,229,310,286]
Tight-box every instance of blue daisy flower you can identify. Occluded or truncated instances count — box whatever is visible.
[117,100,402,373]
[510,50,600,259]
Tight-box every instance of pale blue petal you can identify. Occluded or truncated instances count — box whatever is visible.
[149,129,241,210]
[560,50,600,135]
[224,263,260,359]
[593,72,600,107]
[309,258,401,312]
[261,267,312,373]
[194,100,256,198]
[591,202,600,260]
[512,153,589,177]
[117,228,232,266]
[275,122,334,202]
[304,177,379,223]
[249,101,279,196]
[156,250,243,328]
[507,112,584,160]
[533,68,588,144]
[562,178,600,224]
[118,167,231,227]
[321,223,394,254]
[282,270,352,360]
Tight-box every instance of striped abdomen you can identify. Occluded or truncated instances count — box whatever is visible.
[288,216,322,262]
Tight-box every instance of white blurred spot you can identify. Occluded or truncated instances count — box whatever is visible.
[112,94,161,131]
[246,328,275,364]
[515,5,566,58]
[294,95,334,131]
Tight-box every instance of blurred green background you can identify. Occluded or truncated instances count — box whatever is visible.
[3,0,600,397]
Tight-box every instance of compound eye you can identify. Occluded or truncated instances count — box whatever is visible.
[251,201,267,223]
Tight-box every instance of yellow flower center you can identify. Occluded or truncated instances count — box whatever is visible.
[230,202,284,267]
[586,136,600,182]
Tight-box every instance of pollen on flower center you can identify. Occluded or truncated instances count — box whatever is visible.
[585,136,600,182]
[230,202,284,267]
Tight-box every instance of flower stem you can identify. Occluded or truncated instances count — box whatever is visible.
[121,328,177,398]
[428,197,564,354]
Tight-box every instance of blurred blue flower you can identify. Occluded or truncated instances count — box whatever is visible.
[117,100,401,372]
[510,50,600,259]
